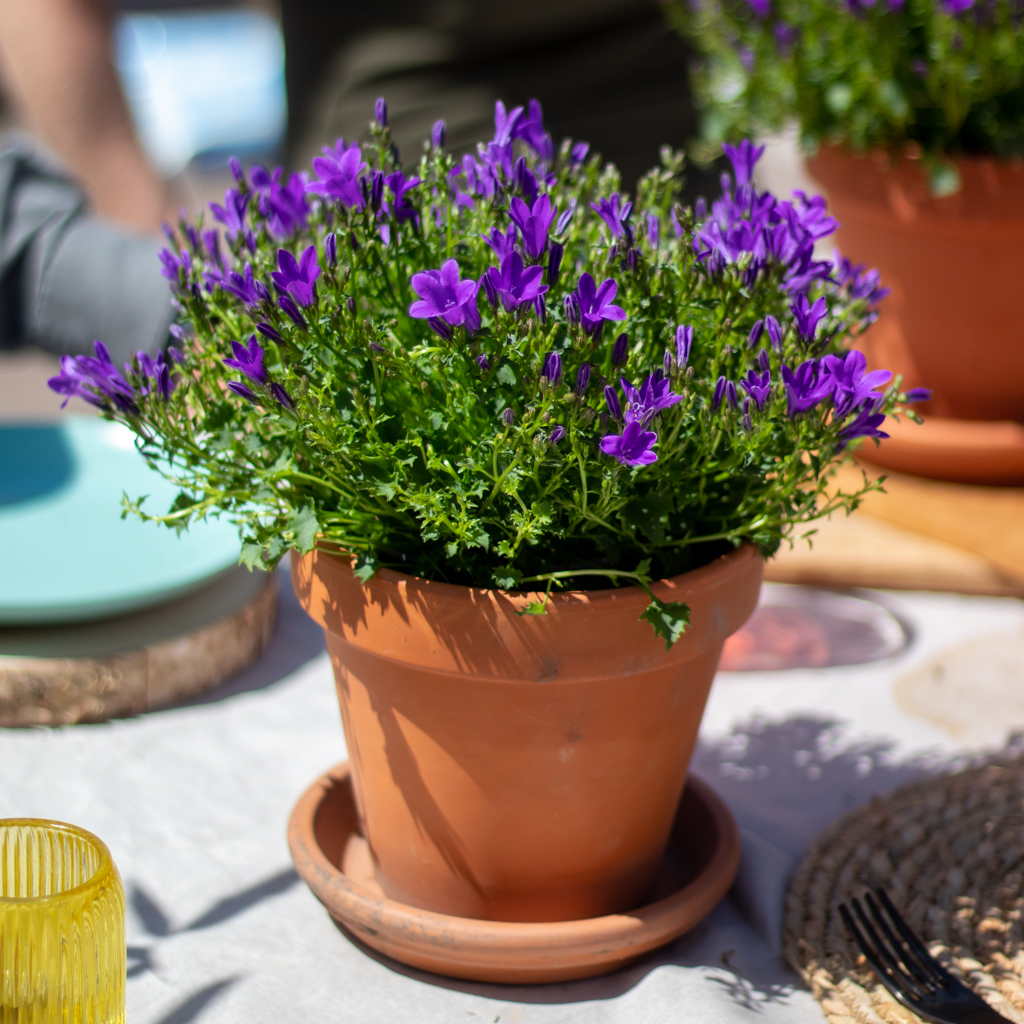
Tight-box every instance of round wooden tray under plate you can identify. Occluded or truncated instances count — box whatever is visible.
[856,413,1024,485]
[0,567,277,726]
[287,761,740,984]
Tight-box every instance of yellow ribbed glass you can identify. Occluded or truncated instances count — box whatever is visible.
[0,820,125,1024]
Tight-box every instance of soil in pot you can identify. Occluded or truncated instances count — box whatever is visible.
[292,543,763,923]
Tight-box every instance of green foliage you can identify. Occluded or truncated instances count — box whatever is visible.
[667,0,1024,166]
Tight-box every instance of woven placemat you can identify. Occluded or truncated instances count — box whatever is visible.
[784,756,1024,1024]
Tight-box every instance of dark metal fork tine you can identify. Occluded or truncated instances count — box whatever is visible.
[863,891,943,991]
[841,900,928,1001]
[874,889,960,989]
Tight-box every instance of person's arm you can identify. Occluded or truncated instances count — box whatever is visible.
[0,0,166,232]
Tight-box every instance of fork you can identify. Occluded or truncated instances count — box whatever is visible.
[838,889,1010,1024]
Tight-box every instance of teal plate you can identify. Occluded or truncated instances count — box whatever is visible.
[0,417,241,624]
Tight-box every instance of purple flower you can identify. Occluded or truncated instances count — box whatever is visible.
[739,369,772,410]
[159,246,190,283]
[600,419,658,466]
[512,157,539,205]
[221,263,270,308]
[605,384,622,419]
[711,376,739,412]
[48,343,137,412]
[508,195,557,260]
[476,354,491,371]
[409,259,481,334]
[571,141,590,165]
[612,333,629,366]
[492,100,524,147]
[511,99,553,162]
[278,294,308,329]
[482,252,549,312]
[374,97,388,127]
[548,425,566,445]
[209,189,249,238]
[137,351,175,400]
[574,362,591,396]
[541,351,563,386]
[223,335,267,384]
[483,223,518,261]
[590,194,633,240]
[748,320,765,348]
[822,349,892,418]
[325,232,337,268]
[837,408,889,448]
[572,273,627,335]
[384,171,422,228]
[432,119,446,147]
[723,141,766,189]
[781,359,830,417]
[791,294,829,343]
[228,380,259,403]
[942,0,973,13]
[228,156,245,184]
[774,21,797,53]
[546,242,564,285]
[903,387,932,403]
[621,373,684,426]
[307,142,366,209]
[252,166,311,237]
[272,246,321,307]
[676,325,693,367]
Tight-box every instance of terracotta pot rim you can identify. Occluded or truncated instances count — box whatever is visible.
[309,540,759,612]
[287,762,741,982]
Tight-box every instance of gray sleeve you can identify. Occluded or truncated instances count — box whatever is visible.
[0,131,175,365]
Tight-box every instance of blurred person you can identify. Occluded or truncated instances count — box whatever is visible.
[0,0,173,364]
[283,0,718,196]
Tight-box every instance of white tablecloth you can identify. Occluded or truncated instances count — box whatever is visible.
[3,570,1022,1024]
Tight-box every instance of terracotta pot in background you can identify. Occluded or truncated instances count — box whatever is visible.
[292,544,763,923]
[810,146,1024,421]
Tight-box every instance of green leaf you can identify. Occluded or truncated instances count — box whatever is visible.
[496,364,516,386]
[288,505,319,552]
[352,551,378,583]
[623,493,673,544]
[517,599,549,616]
[639,598,691,651]
[240,543,265,569]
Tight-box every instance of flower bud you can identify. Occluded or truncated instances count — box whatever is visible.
[256,322,284,344]
[482,274,499,308]
[476,354,491,370]
[563,294,580,328]
[375,97,388,127]
[758,349,770,373]
[534,294,547,323]
[541,351,562,387]
[571,141,590,165]
[625,248,639,272]
[427,317,452,341]
[612,332,629,366]
[346,296,356,314]
[711,376,727,412]
[574,362,591,396]
[501,408,515,427]
[675,325,693,367]
[325,232,338,268]
[548,425,566,445]
[546,242,564,286]
[432,119,446,148]
[271,382,295,410]
[765,315,782,351]
[748,319,765,348]
[369,342,385,353]
[604,384,621,419]
[228,156,245,184]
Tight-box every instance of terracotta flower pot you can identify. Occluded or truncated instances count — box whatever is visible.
[809,145,1024,421]
[808,146,1024,482]
[291,544,763,923]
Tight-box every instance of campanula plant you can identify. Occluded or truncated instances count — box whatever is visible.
[49,102,917,647]
[667,0,1024,189]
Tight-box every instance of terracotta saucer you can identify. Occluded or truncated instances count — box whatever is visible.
[287,762,740,984]
[856,414,1024,485]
